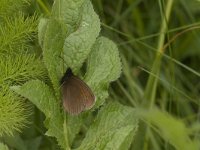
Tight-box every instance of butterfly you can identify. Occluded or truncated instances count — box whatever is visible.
[60,68,95,115]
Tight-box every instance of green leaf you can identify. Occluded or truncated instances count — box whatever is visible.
[39,0,86,52]
[85,37,122,107]
[51,0,85,33]
[39,0,90,97]
[1,133,27,150]
[38,18,48,48]
[12,80,68,149]
[76,102,138,150]
[63,0,100,73]
[25,136,42,150]
[43,19,67,96]
[67,115,83,145]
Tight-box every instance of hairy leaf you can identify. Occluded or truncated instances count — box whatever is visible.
[43,19,67,96]
[38,18,48,48]
[85,37,122,107]
[63,0,100,73]
[77,102,138,150]
[12,80,68,149]
[51,0,85,33]
[39,0,87,94]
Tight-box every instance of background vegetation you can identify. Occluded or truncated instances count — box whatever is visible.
[0,0,200,150]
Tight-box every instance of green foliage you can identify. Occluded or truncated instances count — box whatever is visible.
[0,89,29,136]
[85,37,121,108]
[137,108,200,150]
[0,13,37,55]
[77,102,138,150]
[51,0,85,32]
[13,0,125,149]
[12,80,67,149]
[1,133,28,150]
[38,18,48,47]
[0,54,46,86]
[63,0,100,73]
[101,0,200,150]
[0,0,46,137]
[42,18,67,97]
[0,142,9,150]
[2,0,200,149]
[0,0,29,17]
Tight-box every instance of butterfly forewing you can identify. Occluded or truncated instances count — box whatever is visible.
[61,74,95,115]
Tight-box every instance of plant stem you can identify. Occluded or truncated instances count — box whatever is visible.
[143,0,174,108]
[36,0,51,15]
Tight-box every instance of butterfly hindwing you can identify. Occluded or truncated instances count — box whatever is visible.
[61,75,95,115]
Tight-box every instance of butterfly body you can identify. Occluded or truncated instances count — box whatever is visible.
[60,68,95,115]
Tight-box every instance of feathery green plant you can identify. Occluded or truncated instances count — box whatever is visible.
[0,13,37,55]
[0,89,29,136]
[0,0,46,137]
[0,0,30,17]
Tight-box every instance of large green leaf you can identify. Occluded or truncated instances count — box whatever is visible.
[12,80,68,149]
[38,0,86,48]
[63,0,100,73]
[42,19,67,97]
[76,102,138,150]
[51,0,86,33]
[85,37,122,107]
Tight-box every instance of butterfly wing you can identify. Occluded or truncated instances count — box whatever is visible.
[61,76,95,115]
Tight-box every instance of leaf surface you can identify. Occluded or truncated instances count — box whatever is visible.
[77,102,138,150]
[63,0,100,73]
[85,37,122,107]
[12,80,68,149]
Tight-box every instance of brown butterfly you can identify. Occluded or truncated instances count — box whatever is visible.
[60,68,95,115]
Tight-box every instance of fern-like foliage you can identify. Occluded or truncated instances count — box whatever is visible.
[0,0,46,136]
[0,88,29,136]
[0,54,46,86]
[0,13,37,55]
[0,0,30,17]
